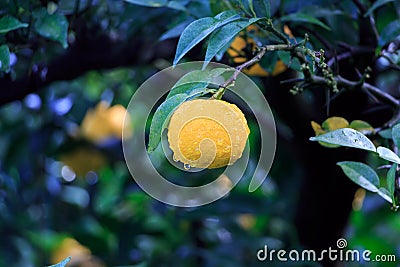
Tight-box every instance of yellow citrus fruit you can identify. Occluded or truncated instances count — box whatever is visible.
[60,147,106,177]
[80,101,132,143]
[51,237,91,265]
[51,237,105,267]
[167,99,250,169]
[237,214,256,230]
[283,24,294,38]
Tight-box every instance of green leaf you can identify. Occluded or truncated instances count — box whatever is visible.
[299,5,343,18]
[166,1,187,11]
[47,257,71,267]
[173,10,241,66]
[172,69,214,88]
[392,123,400,150]
[124,0,168,7]
[186,87,217,100]
[247,0,257,17]
[321,117,349,131]
[148,94,188,153]
[379,128,392,139]
[33,8,69,48]
[277,50,291,65]
[0,16,28,34]
[167,68,227,99]
[377,187,393,203]
[204,18,261,68]
[251,0,271,18]
[377,146,400,164]
[167,81,208,99]
[337,161,379,192]
[259,50,279,73]
[365,0,395,17]
[0,44,10,72]
[215,36,235,61]
[379,19,400,46]
[168,82,208,100]
[280,13,331,31]
[387,163,397,204]
[309,128,376,152]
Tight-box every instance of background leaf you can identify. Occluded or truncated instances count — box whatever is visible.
[166,1,188,11]
[349,120,374,134]
[33,8,69,48]
[251,0,271,18]
[0,16,28,34]
[147,94,188,152]
[280,13,331,30]
[247,0,257,17]
[0,45,10,72]
[387,164,397,205]
[377,146,400,164]
[379,19,400,46]
[379,128,393,139]
[392,123,400,150]
[321,116,349,131]
[337,161,380,192]
[298,5,343,18]
[124,0,168,7]
[365,0,395,17]
[173,10,241,65]
[309,128,376,152]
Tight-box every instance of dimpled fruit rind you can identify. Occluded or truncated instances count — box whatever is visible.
[167,99,250,169]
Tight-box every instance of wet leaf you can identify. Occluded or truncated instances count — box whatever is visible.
[337,161,379,192]
[377,146,400,164]
[310,128,376,152]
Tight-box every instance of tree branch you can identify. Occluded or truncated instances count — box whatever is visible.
[212,43,295,99]
[212,29,400,130]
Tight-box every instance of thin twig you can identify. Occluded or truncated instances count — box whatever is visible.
[327,52,352,68]
[362,82,399,107]
[280,78,305,84]
[312,75,399,107]
[212,46,268,99]
[327,46,375,68]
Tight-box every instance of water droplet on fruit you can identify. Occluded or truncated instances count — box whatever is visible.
[183,164,191,170]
